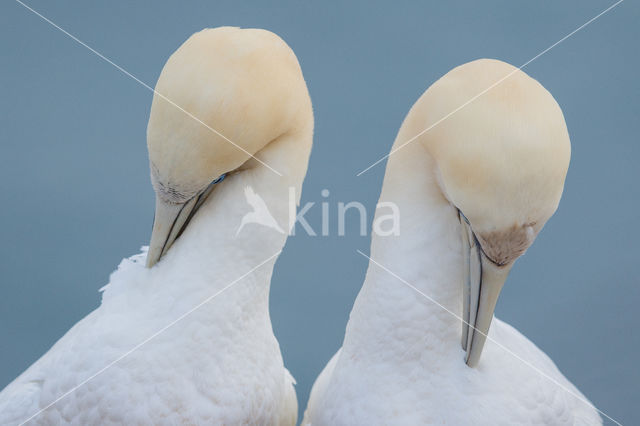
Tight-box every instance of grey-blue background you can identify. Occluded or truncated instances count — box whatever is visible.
[1,1,637,424]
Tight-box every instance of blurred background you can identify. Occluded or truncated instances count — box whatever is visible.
[1,1,637,424]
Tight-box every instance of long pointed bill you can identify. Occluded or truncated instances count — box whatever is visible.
[146,174,226,268]
[146,195,197,268]
[460,215,512,367]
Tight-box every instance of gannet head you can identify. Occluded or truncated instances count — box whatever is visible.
[146,27,312,267]
[413,59,570,366]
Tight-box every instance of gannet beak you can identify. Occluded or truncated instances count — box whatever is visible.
[146,174,225,268]
[459,213,512,367]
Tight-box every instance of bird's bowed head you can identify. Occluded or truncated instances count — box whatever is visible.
[145,27,312,267]
[411,59,570,366]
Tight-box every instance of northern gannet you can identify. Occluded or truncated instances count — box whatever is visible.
[0,27,313,425]
[303,59,601,425]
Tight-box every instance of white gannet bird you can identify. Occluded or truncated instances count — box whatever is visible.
[303,59,602,425]
[0,27,312,425]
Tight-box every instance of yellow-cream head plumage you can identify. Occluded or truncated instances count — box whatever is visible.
[414,59,570,266]
[147,26,311,204]
[145,27,312,266]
